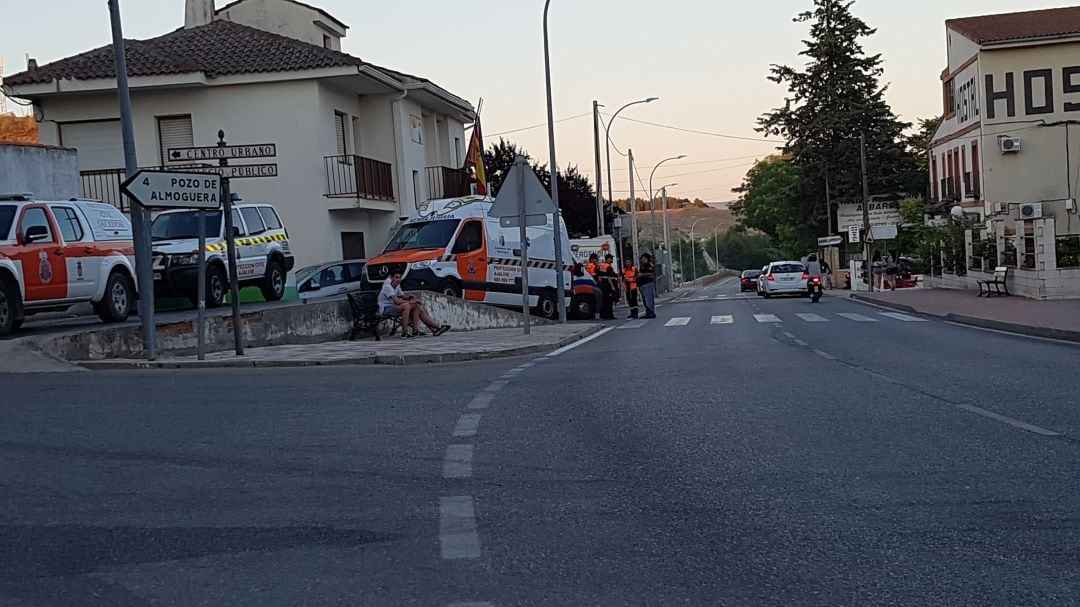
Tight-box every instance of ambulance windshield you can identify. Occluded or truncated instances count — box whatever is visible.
[385,219,459,252]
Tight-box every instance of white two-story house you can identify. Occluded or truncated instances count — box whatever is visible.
[1,0,475,270]
[929,6,1080,298]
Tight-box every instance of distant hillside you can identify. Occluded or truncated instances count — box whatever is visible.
[627,206,737,242]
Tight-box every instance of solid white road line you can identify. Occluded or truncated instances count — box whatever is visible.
[754,314,782,323]
[440,496,481,559]
[468,393,493,410]
[944,321,1080,347]
[619,320,648,329]
[443,445,474,479]
[484,380,509,392]
[453,414,482,438]
[547,327,613,356]
[796,313,828,322]
[956,404,1061,437]
[665,317,692,326]
[879,312,927,322]
[793,339,809,347]
[711,315,734,324]
[837,312,878,322]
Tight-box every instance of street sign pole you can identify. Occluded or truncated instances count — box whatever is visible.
[109,0,156,359]
[218,130,244,355]
[197,210,207,360]
[516,158,531,335]
[860,134,874,293]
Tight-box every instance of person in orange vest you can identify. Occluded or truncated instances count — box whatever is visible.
[622,261,639,319]
[586,253,600,281]
[597,254,619,320]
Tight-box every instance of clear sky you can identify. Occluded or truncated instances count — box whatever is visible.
[3,0,1077,202]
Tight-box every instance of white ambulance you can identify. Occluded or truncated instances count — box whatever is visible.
[363,195,599,319]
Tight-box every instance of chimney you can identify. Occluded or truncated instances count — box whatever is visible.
[185,0,215,29]
[27,58,38,71]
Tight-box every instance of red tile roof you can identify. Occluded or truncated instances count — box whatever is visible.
[948,6,1080,45]
[3,19,364,86]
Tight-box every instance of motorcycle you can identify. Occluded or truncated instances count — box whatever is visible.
[807,275,823,303]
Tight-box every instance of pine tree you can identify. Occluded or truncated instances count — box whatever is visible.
[757,0,917,246]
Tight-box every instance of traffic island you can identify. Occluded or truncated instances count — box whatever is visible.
[79,324,603,370]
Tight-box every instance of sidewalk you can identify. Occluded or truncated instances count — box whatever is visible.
[850,288,1080,342]
[81,323,604,370]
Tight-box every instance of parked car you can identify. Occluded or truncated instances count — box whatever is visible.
[756,265,769,296]
[0,195,137,336]
[740,269,762,292]
[761,261,808,298]
[296,259,366,299]
[150,203,294,307]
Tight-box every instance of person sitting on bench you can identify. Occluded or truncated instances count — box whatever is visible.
[378,272,450,338]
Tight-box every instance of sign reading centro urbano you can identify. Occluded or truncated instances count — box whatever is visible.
[837,201,902,230]
[120,170,221,210]
[168,144,277,162]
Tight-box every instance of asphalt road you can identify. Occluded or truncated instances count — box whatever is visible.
[2,279,1079,606]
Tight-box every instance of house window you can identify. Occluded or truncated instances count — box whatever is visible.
[1057,236,1080,268]
[341,232,365,259]
[157,115,194,166]
[410,115,423,144]
[412,170,422,208]
[1021,223,1036,269]
[944,78,956,116]
[323,34,332,49]
[335,112,348,156]
[971,141,980,199]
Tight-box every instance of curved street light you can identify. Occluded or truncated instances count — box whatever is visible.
[603,97,658,235]
[648,155,686,250]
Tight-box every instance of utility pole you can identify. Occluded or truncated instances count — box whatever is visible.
[662,187,672,286]
[542,0,567,322]
[860,134,873,293]
[109,0,157,359]
[629,149,638,263]
[592,100,605,236]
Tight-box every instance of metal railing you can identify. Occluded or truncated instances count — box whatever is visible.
[80,168,128,211]
[426,166,470,200]
[324,155,395,200]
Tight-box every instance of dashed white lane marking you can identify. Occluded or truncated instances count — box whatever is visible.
[796,313,828,322]
[711,315,734,324]
[754,314,782,323]
[443,445,474,478]
[956,404,1061,436]
[504,368,524,375]
[518,362,535,368]
[812,349,836,360]
[665,317,691,326]
[878,311,927,322]
[783,331,796,339]
[453,414,482,438]
[546,327,613,356]
[468,393,493,410]
[837,312,878,322]
[793,339,809,347]
[440,496,481,559]
[485,380,509,392]
[619,320,648,329]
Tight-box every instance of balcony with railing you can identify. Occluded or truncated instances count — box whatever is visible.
[80,168,129,211]
[324,155,395,201]
[963,171,981,200]
[426,166,470,200]
[939,177,960,202]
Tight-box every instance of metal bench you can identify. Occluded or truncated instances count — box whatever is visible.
[347,292,403,341]
[977,266,1011,297]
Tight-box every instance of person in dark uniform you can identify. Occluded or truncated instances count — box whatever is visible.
[597,254,619,320]
[638,253,657,319]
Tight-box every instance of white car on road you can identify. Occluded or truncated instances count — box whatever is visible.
[761,261,808,298]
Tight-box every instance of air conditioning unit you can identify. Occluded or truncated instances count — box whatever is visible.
[999,136,1022,153]
[1020,202,1043,219]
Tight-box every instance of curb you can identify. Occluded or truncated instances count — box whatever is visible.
[849,294,1080,344]
[78,324,606,370]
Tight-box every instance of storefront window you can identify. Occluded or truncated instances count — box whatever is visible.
[1057,235,1080,268]
[1021,223,1036,269]
[1002,238,1017,267]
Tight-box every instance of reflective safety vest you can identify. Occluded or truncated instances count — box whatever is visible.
[586,262,598,277]
[623,267,638,290]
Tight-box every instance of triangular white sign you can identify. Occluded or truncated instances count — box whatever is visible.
[488,158,557,219]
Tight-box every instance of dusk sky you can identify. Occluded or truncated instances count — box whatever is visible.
[3,0,1077,202]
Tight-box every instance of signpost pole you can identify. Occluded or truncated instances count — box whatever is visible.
[197,210,207,360]
[109,0,156,359]
[516,158,531,336]
[218,130,244,355]
[860,134,874,293]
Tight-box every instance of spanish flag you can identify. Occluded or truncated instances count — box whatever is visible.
[465,117,487,196]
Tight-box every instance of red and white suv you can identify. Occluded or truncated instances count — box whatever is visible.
[0,195,138,336]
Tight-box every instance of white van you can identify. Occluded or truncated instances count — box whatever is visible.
[364,195,599,319]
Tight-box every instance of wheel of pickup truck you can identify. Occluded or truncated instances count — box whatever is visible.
[0,277,23,336]
[205,265,227,308]
[94,270,135,323]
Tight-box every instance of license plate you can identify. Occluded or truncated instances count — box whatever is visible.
[153,271,162,280]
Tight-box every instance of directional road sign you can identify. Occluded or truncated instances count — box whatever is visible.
[817,235,844,247]
[175,164,279,179]
[120,170,221,210]
[167,143,277,162]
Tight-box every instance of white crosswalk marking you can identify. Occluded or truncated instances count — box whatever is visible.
[619,320,648,329]
[665,317,692,326]
[796,313,828,322]
[878,312,927,322]
[754,314,782,323]
[711,315,734,325]
[837,312,878,322]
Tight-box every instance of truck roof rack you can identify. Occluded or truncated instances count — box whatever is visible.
[0,193,33,201]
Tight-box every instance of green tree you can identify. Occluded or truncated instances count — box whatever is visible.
[757,0,919,242]
[483,138,600,237]
[901,116,942,197]
[730,155,804,256]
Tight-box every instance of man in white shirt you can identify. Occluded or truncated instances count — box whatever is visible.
[378,272,450,337]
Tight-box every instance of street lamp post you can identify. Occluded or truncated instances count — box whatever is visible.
[689,218,705,282]
[604,97,658,237]
[652,182,677,290]
[648,155,685,253]
[542,0,566,322]
[713,226,721,271]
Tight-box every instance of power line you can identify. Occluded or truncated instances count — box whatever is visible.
[486,113,591,137]
[600,113,778,143]
[608,161,759,186]
[578,153,767,174]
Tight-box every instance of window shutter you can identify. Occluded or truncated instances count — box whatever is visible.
[335,113,347,156]
[158,116,194,165]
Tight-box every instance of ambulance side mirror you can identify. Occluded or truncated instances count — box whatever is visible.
[23,225,49,243]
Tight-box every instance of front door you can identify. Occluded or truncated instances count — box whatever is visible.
[452,220,487,301]
[16,206,68,302]
[51,204,100,299]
